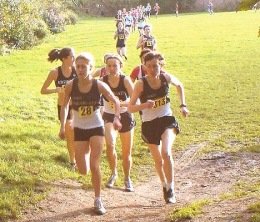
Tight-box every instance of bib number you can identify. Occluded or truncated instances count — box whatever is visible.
[153,96,167,109]
[146,40,152,46]
[119,34,125,40]
[61,85,66,93]
[109,97,122,109]
[109,101,114,109]
[78,106,94,118]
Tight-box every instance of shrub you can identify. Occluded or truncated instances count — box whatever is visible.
[0,0,47,50]
[67,13,78,25]
[50,26,64,34]
[0,0,79,52]
[33,21,48,40]
[63,12,78,25]
[42,7,66,31]
[0,41,11,56]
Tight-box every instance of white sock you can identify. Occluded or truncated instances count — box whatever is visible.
[166,182,174,191]
[95,196,101,202]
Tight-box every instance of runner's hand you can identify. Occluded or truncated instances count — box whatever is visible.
[180,107,189,117]
[146,100,155,109]
[59,128,66,140]
[113,117,122,131]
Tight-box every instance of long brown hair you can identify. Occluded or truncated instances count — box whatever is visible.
[47,47,74,63]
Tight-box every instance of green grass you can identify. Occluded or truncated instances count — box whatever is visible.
[248,201,260,222]
[169,180,260,221]
[218,181,260,204]
[168,199,212,221]
[0,11,260,220]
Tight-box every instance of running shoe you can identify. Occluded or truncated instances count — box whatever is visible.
[125,177,134,192]
[165,188,176,204]
[94,199,106,215]
[106,173,118,188]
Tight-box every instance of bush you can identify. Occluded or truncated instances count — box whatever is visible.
[0,0,79,52]
[42,7,66,32]
[67,13,78,25]
[0,0,47,50]
[0,41,11,56]
[34,21,48,40]
[50,26,65,34]
[63,12,78,25]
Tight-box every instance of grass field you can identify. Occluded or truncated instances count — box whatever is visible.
[0,11,259,221]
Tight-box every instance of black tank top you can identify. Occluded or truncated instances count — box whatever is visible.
[140,74,170,104]
[70,78,101,111]
[55,66,77,87]
[143,35,155,50]
[116,29,126,47]
[103,75,128,102]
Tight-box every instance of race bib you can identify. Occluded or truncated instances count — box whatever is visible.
[146,40,152,46]
[61,85,66,93]
[153,96,167,109]
[109,101,114,109]
[78,106,94,118]
[119,34,125,40]
[109,100,122,109]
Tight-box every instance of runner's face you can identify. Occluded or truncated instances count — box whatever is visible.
[118,22,123,30]
[75,58,92,78]
[145,58,160,76]
[144,27,151,34]
[106,58,121,75]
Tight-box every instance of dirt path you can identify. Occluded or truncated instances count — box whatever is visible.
[15,146,260,222]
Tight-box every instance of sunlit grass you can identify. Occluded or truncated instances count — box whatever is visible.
[169,180,260,221]
[168,199,212,221]
[248,202,260,222]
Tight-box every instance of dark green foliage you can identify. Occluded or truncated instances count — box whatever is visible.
[65,13,78,25]
[0,0,78,53]
[42,6,66,33]
[0,0,44,50]
[34,21,48,40]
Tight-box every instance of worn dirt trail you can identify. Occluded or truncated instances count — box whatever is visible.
[15,146,260,222]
